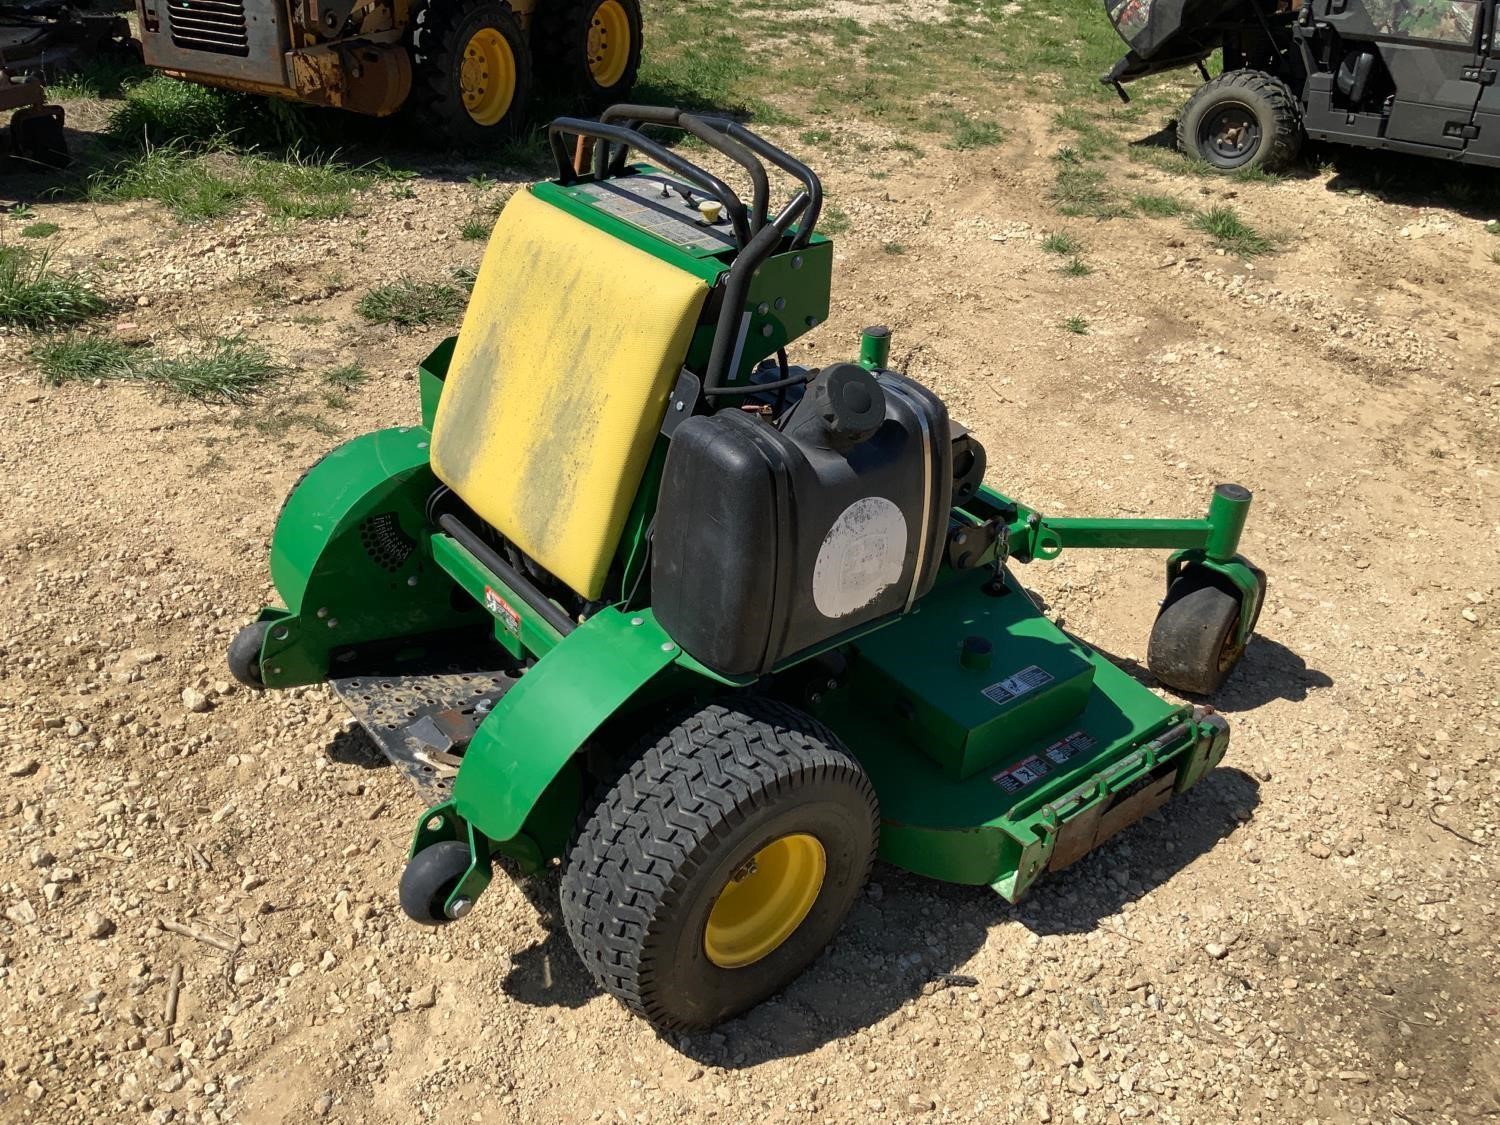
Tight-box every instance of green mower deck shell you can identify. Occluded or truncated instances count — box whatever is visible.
[257,426,482,688]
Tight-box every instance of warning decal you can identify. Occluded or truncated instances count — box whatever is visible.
[483,586,521,636]
[981,665,1055,706]
[993,755,1050,794]
[1043,730,1097,766]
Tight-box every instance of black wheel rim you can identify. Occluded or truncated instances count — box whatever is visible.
[1198,105,1261,167]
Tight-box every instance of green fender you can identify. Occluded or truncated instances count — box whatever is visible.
[450,607,683,843]
[257,426,480,687]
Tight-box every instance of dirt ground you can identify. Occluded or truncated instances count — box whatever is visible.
[0,47,1497,1125]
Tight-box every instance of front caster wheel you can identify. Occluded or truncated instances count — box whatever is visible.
[226,621,269,689]
[1148,570,1264,695]
[399,840,474,925]
[561,698,879,1031]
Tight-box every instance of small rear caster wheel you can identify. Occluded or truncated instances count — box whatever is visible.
[1148,569,1265,695]
[399,840,475,925]
[226,621,269,689]
[561,698,879,1031]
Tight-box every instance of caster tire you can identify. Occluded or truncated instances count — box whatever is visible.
[1177,70,1301,173]
[399,840,473,925]
[227,621,269,689]
[561,698,879,1031]
[1147,569,1263,695]
[10,107,69,170]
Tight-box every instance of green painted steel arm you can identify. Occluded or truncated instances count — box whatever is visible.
[450,607,684,844]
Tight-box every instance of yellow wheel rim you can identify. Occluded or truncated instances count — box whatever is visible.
[460,26,517,126]
[703,833,826,969]
[587,0,632,88]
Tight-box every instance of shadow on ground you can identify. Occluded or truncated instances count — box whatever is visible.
[493,764,1260,1066]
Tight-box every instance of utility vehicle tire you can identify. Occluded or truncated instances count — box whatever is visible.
[560,699,879,1030]
[399,840,473,924]
[532,0,642,107]
[1148,568,1265,695]
[1177,71,1301,172]
[410,0,534,144]
[226,621,269,689]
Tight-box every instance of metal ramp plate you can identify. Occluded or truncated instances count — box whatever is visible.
[331,665,516,797]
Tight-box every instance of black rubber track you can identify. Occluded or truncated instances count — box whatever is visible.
[409,0,534,144]
[560,698,879,1030]
[531,0,643,107]
[1177,70,1302,172]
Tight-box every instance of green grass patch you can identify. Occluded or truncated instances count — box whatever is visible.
[1130,191,1190,217]
[0,246,108,328]
[50,57,148,101]
[882,242,905,255]
[946,114,1003,151]
[1192,204,1274,256]
[1232,164,1285,184]
[20,222,58,239]
[87,147,369,223]
[1486,220,1500,237]
[323,360,369,389]
[460,215,493,241]
[32,333,281,402]
[1041,231,1082,255]
[356,277,468,327]
[818,203,851,236]
[1050,164,1124,219]
[1061,256,1092,277]
[1062,315,1089,335]
[105,76,237,148]
[33,334,138,386]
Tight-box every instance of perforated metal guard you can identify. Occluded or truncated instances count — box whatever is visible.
[331,665,516,796]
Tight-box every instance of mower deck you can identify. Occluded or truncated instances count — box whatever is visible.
[821,566,1226,901]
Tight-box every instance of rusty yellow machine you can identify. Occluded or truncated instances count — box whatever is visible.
[135,0,642,141]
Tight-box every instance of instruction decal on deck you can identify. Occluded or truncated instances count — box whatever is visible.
[992,755,1050,794]
[483,586,521,636]
[981,665,1055,706]
[1044,731,1098,766]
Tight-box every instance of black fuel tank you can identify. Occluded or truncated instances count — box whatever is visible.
[652,366,952,678]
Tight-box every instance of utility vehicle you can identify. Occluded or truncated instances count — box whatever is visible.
[135,0,641,140]
[1103,0,1500,169]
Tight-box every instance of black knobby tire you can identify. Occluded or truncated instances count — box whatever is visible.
[560,698,879,1030]
[399,840,472,924]
[410,0,534,145]
[1147,567,1265,695]
[1177,70,1302,172]
[532,0,643,107]
[227,621,269,689]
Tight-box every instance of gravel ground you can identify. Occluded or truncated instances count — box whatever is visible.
[0,66,1495,1125]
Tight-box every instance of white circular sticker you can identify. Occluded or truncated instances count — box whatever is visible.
[812,496,909,619]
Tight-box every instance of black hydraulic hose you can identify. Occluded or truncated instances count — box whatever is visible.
[436,512,578,638]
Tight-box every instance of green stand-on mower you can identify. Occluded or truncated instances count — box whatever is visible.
[231,106,1266,1031]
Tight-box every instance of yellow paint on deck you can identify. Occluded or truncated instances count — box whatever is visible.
[430,188,708,600]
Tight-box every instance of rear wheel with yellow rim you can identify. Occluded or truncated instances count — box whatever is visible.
[410,0,534,143]
[561,699,879,1030]
[533,0,642,107]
